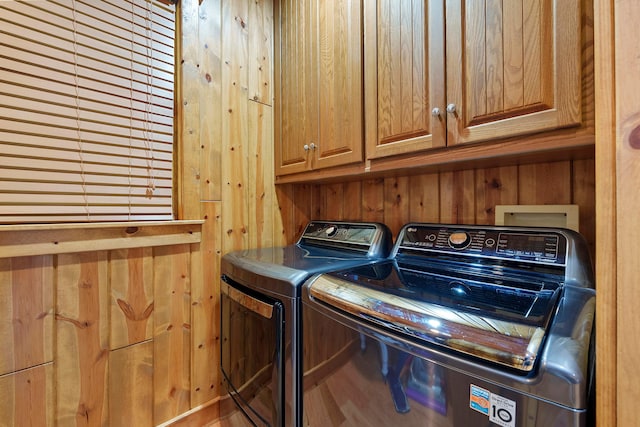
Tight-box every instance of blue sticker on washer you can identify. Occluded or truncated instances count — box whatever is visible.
[469,384,490,415]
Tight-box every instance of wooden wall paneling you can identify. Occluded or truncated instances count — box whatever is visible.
[0,364,54,427]
[110,248,154,350]
[198,0,223,202]
[275,184,296,244]
[179,0,204,219]
[291,184,316,239]
[248,0,274,105]
[191,202,222,406]
[109,342,153,427]
[439,170,476,224]
[475,166,518,225]
[221,0,250,254]
[517,161,572,204]
[408,173,440,223]
[153,245,191,424]
[0,256,53,376]
[56,252,110,426]
[383,176,410,236]
[342,181,363,221]
[613,1,640,425]
[361,178,385,223]
[572,159,596,258]
[594,0,615,425]
[248,101,275,249]
[320,184,345,220]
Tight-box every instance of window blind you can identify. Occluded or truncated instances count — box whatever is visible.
[0,0,176,223]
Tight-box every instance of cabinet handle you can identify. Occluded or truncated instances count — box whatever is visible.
[446,103,457,114]
[303,144,310,151]
[309,143,316,150]
[431,107,441,117]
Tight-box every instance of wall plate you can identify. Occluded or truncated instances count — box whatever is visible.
[495,205,579,231]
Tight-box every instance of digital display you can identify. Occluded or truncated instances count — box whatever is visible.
[497,233,558,258]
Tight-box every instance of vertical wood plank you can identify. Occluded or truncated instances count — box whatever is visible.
[191,202,222,406]
[399,0,413,133]
[383,176,410,235]
[572,158,596,259]
[109,343,153,427]
[613,2,640,424]
[198,0,223,202]
[475,166,519,225]
[292,184,315,238]
[502,0,524,110]
[594,0,616,423]
[361,178,385,223]
[178,0,203,219]
[523,0,542,105]
[319,184,345,220]
[275,184,296,244]
[518,161,572,204]
[248,101,275,249]
[248,0,274,105]
[110,248,154,350]
[408,173,440,223]
[56,252,110,427]
[439,170,476,224]
[0,364,54,427]
[485,0,505,114]
[465,0,487,120]
[343,181,363,221]
[153,245,191,424]
[0,256,53,376]
[221,0,250,253]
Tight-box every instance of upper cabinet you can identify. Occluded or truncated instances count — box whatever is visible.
[275,0,363,176]
[365,0,582,159]
[275,0,586,180]
[445,0,581,146]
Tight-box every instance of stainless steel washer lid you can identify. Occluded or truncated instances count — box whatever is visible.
[221,221,393,298]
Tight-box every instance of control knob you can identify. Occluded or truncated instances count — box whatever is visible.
[325,225,338,237]
[448,231,471,249]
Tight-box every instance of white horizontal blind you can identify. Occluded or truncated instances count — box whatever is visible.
[0,0,175,223]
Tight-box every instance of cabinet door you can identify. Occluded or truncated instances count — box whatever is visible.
[275,0,315,175]
[445,0,581,146]
[313,0,364,170]
[365,0,446,159]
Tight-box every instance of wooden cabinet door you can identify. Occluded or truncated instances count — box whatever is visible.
[445,0,581,146]
[313,0,364,170]
[275,0,315,175]
[276,0,363,176]
[365,0,446,159]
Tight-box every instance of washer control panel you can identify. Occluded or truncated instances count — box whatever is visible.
[397,224,567,265]
[299,222,392,257]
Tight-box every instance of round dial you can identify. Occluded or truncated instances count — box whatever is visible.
[325,226,338,237]
[448,232,471,249]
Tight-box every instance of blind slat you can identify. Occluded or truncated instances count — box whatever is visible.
[0,131,173,162]
[0,169,172,188]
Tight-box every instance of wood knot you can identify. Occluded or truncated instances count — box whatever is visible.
[125,226,139,235]
[488,178,502,189]
[629,124,640,150]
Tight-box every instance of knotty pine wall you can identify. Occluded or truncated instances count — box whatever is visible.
[276,160,596,260]
[0,0,281,426]
[0,223,203,427]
